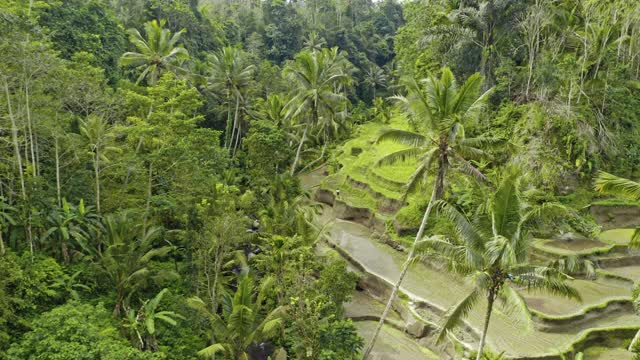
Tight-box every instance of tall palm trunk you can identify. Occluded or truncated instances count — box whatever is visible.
[628,329,640,352]
[55,137,62,207]
[224,94,233,148]
[94,147,101,214]
[363,161,446,358]
[229,95,240,152]
[143,162,153,233]
[4,79,32,254]
[290,122,309,176]
[476,289,496,360]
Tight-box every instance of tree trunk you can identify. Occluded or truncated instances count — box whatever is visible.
[434,152,448,198]
[0,230,5,256]
[363,176,441,359]
[233,117,242,156]
[290,123,309,176]
[4,79,31,254]
[25,82,37,177]
[628,329,640,352]
[55,137,62,207]
[224,95,233,148]
[229,95,240,152]
[94,149,101,213]
[121,135,144,199]
[476,290,496,360]
[143,162,153,234]
[4,80,26,200]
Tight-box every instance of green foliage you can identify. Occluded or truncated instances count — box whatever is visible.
[39,0,127,83]
[0,253,69,352]
[244,119,293,185]
[188,275,286,359]
[7,302,163,360]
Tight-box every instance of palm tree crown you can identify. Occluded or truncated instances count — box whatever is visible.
[121,19,189,85]
[418,171,580,359]
[208,46,255,151]
[378,67,494,199]
[284,48,352,175]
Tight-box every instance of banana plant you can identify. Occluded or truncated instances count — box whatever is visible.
[123,288,184,351]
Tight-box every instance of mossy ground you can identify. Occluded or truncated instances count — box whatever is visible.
[321,117,428,231]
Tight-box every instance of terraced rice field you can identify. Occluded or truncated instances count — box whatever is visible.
[303,120,640,359]
[321,211,639,358]
[603,265,640,281]
[356,321,441,360]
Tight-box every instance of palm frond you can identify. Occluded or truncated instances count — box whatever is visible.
[451,72,483,114]
[434,200,483,252]
[198,343,227,358]
[594,171,640,200]
[491,172,522,237]
[437,288,481,343]
[376,128,427,147]
[497,285,532,329]
[452,153,488,184]
[376,147,431,167]
[514,267,581,301]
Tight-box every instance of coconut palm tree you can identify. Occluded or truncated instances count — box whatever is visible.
[80,116,118,214]
[284,49,351,175]
[188,275,286,359]
[303,31,327,52]
[363,64,388,99]
[595,171,640,248]
[419,171,580,359]
[121,19,189,85]
[363,67,495,358]
[207,46,255,151]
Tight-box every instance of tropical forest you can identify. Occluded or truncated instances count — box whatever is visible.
[3,0,640,359]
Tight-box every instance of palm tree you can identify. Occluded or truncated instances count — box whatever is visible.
[303,31,327,52]
[80,116,117,214]
[419,172,580,359]
[188,275,286,359]
[91,210,172,317]
[595,171,640,247]
[363,67,494,358]
[284,49,351,175]
[207,46,255,152]
[121,19,189,85]
[124,288,183,351]
[363,64,388,99]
